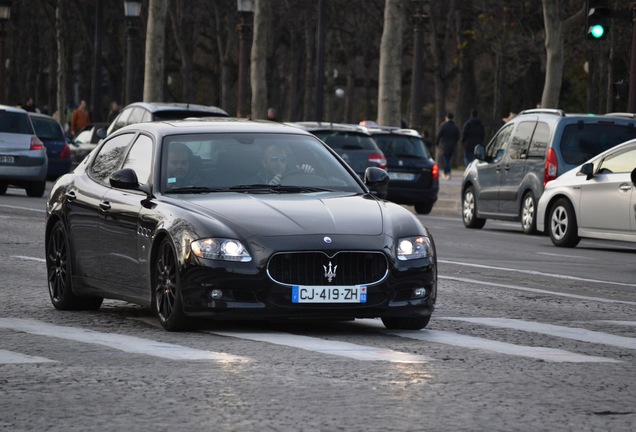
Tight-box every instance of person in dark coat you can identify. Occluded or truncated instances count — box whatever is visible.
[435,112,460,180]
[461,109,485,166]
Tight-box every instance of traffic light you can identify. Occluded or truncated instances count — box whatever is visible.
[586,0,610,40]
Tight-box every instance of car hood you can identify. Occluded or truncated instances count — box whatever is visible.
[173,192,384,236]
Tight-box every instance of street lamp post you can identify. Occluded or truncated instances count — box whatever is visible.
[124,0,142,106]
[0,0,12,104]
[237,0,254,118]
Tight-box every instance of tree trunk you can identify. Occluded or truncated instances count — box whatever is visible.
[55,0,66,129]
[143,0,168,102]
[250,0,268,119]
[377,0,405,127]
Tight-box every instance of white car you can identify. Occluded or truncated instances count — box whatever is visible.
[536,139,636,247]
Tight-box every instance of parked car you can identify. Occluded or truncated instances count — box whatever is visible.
[28,112,72,179]
[536,139,636,247]
[106,102,229,135]
[45,118,437,331]
[71,122,108,165]
[0,104,47,197]
[366,126,439,214]
[289,122,387,179]
[461,109,636,233]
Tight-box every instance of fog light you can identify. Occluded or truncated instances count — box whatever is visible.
[210,289,223,300]
[414,288,426,297]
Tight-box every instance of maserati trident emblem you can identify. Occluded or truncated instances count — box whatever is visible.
[323,236,332,244]
[323,261,337,283]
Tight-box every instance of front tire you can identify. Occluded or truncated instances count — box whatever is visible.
[46,221,103,310]
[152,238,191,331]
[414,202,433,215]
[520,191,537,234]
[548,198,580,247]
[26,181,46,197]
[381,315,431,330]
[462,186,486,229]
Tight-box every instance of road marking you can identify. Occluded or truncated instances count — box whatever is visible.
[0,204,45,213]
[439,276,636,306]
[0,318,249,362]
[0,349,55,364]
[439,260,636,288]
[12,255,46,263]
[537,252,593,260]
[442,317,636,350]
[355,320,620,363]
[595,320,636,327]
[209,331,432,363]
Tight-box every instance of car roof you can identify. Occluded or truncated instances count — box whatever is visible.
[288,121,372,135]
[115,117,316,136]
[0,104,28,114]
[123,101,229,116]
[27,112,56,120]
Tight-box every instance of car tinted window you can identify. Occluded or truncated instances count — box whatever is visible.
[598,145,636,174]
[122,134,153,184]
[31,117,65,141]
[560,123,636,166]
[89,133,135,185]
[152,110,224,121]
[374,135,428,158]
[0,112,33,134]
[486,123,513,162]
[528,122,549,158]
[508,121,535,160]
[312,132,377,150]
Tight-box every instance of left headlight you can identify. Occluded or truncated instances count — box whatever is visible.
[191,238,252,262]
[397,236,433,261]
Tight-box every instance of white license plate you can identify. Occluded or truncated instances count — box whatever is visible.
[0,155,15,164]
[292,285,367,303]
[388,172,415,181]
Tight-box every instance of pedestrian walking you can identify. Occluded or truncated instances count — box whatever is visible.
[71,100,91,137]
[461,109,485,166]
[435,112,460,180]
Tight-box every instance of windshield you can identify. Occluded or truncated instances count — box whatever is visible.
[373,134,430,158]
[160,133,365,194]
[311,131,378,150]
[31,117,65,141]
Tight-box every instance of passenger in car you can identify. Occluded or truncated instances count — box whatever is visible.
[255,144,314,185]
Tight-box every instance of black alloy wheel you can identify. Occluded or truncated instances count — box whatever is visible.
[153,238,191,331]
[381,315,431,330]
[520,191,537,234]
[548,198,581,247]
[46,221,103,310]
[462,186,486,229]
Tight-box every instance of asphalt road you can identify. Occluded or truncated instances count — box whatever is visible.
[0,181,634,432]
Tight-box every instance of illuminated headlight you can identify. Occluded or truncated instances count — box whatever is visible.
[191,238,252,262]
[397,236,432,261]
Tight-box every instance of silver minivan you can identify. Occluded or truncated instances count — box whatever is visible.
[0,105,48,197]
[461,109,636,234]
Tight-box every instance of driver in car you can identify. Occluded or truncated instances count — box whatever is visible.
[256,144,315,185]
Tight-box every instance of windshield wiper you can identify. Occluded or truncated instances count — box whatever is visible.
[229,184,334,193]
[165,186,230,194]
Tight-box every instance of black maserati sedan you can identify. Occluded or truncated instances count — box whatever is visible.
[45,118,437,331]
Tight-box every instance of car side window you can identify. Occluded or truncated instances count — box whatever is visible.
[527,122,549,158]
[485,123,513,163]
[597,147,636,174]
[508,121,536,160]
[89,133,135,185]
[121,134,153,185]
[127,107,145,126]
[110,108,132,134]
[141,110,152,122]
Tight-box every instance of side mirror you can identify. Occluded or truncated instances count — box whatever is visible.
[579,162,594,180]
[96,127,107,140]
[364,167,389,199]
[110,168,139,189]
[631,167,636,186]
[474,145,486,161]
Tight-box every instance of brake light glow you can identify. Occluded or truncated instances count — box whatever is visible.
[432,163,439,182]
[369,153,387,170]
[544,148,558,185]
[30,136,44,151]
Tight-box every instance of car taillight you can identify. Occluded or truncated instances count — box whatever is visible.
[544,148,558,185]
[30,136,44,151]
[369,153,387,170]
[432,163,439,182]
[60,143,71,158]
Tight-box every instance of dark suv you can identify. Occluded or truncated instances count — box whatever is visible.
[366,127,439,214]
[461,109,636,233]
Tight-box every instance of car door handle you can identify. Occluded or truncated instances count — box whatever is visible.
[99,201,111,211]
[65,191,76,201]
[619,184,632,192]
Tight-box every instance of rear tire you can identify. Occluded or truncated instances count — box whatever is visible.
[46,221,103,310]
[462,186,486,229]
[548,198,580,247]
[414,202,433,215]
[381,315,431,330]
[26,181,46,197]
[520,192,537,234]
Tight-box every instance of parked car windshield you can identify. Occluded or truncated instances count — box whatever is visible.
[373,134,430,159]
[559,123,636,166]
[311,131,378,150]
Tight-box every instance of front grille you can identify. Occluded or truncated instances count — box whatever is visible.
[268,251,388,286]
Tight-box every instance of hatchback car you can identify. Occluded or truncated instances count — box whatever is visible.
[366,127,439,214]
[536,139,636,247]
[106,101,229,135]
[45,118,437,331]
[462,109,636,233]
[0,104,47,197]
[28,112,72,179]
[71,122,108,165]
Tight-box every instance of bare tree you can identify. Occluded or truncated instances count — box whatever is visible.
[143,0,168,102]
[378,0,405,126]
[250,0,268,119]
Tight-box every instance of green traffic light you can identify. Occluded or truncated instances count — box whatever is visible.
[590,24,605,39]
